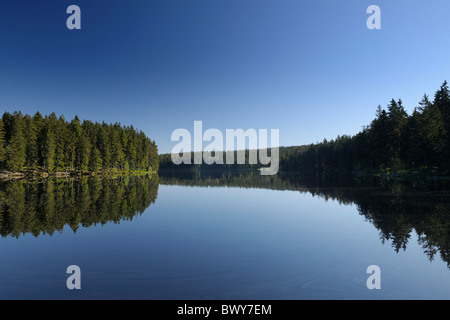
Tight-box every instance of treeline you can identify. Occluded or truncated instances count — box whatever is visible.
[281,81,450,175]
[160,81,450,176]
[0,111,159,173]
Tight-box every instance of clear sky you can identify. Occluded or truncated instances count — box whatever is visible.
[0,0,449,153]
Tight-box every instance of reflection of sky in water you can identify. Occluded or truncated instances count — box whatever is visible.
[0,185,449,300]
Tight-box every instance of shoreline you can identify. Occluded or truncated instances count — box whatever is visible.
[0,169,157,181]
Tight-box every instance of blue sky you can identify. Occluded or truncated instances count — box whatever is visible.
[0,0,449,153]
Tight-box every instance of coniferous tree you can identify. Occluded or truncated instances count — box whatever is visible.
[77,133,91,171]
[89,147,102,172]
[434,81,450,124]
[370,105,390,168]
[32,111,45,168]
[433,81,450,167]
[110,124,124,169]
[149,140,159,172]
[126,127,137,170]
[54,116,67,170]
[24,114,38,169]
[5,112,27,171]
[0,119,5,164]
[98,124,111,169]
[43,127,56,172]
[418,95,446,167]
[386,99,408,168]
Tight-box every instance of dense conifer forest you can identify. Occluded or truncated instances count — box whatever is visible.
[0,111,159,174]
[279,81,450,176]
[160,81,450,177]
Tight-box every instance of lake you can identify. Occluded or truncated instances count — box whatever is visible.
[0,171,449,300]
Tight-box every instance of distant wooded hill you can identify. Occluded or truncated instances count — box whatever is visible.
[0,111,159,173]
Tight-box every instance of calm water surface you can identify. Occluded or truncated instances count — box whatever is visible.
[0,173,449,299]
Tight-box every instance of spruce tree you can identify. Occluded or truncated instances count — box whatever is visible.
[24,114,38,169]
[387,99,408,168]
[90,147,102,172]
[43,127,56,172]
[6,112,27,171]
[0,119,5,164]
[433,81,450,167]
[33,111,45,168]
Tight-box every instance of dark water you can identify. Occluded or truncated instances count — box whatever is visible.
[0,171,449,300]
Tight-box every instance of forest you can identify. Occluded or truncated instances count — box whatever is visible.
[0,111,159,174]
[279,81,450,176]
[160,81,450,177]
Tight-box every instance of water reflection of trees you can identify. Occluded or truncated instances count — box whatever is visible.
[0,175,159,238]
[160,170,450,268]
